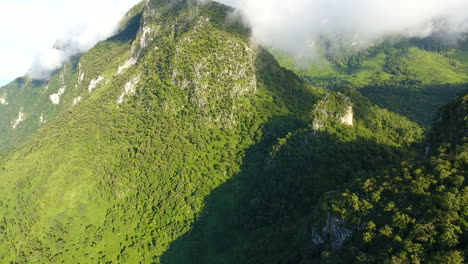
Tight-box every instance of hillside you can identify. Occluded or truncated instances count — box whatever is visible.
[0,2,145,154]
[0,0,466,263]
[161,90,466,264]
[272,39,468,126]
[0,0,320,262]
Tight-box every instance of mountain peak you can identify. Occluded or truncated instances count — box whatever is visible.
[0,1,466,263]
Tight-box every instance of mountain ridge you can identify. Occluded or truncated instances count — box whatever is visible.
[0,0,466,263]
[0,1,321,262]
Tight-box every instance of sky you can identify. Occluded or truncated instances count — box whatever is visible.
[0,0,141,86]
[1,0,468,86]
[222,0,468,58]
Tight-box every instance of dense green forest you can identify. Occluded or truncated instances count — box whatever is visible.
[161,88,466,264]
[272,39,468,126]
[0,0,466,263]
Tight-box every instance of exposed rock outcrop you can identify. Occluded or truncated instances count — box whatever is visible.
[117,58,137,74]
[311,93,354,131]
[73,96,82,106]
[50,87,66,105]
[312,213,352,251]
[88,76,104,92]
[117,75,141,104]
[12,108,25,129]
[0,95,7,105]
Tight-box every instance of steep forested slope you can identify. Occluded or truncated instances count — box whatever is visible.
[272,39,468,126]
[0,1,466,264]
[0,2,145,154]
[161,90,466,264]
[321,91,468,263]
[0,0,320,262]
[161,85,426,263]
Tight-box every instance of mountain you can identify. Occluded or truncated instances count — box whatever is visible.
[162,91,466,264]
[0,0,466,263]
[0,1,319,262]
[271,38,468,126]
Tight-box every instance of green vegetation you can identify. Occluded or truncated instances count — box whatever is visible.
[272,39,468,125]
[322,91,468,263]
[0,0,466,263]
[161,90,466,264]
[161,85,427,263]
[0,1,317,262]
[0,1,141,154]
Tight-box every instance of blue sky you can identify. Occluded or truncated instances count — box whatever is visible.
[0,0,140,86]
[0,79,9,86]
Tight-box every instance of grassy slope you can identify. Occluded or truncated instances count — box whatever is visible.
[272,42,468,125]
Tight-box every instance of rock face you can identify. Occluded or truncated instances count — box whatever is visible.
[312,213,353,251]
[340,105,354,126]
[73,96,82,106]
[117,58,137,74]
[0,95,7,105]
[140,26,152,49]
[117,75,140,104]
[79,73,85,83]
[50,87,66,105]
[170,17,257,128]
[39,114,46,125]
[88,76,104,92]
[311,93,354,131]
[12,108,25,129]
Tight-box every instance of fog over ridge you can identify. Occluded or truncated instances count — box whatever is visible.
[217,0,468,56]
[3,0,468,83]
[0,0,141,83]
[27,0,141,80]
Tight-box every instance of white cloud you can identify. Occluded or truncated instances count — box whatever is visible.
[0,0,141,83]
[2,0,468,85]
[218,0,468,56]
[28,49,66,80]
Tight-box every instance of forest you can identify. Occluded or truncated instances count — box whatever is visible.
[0,0,466,263]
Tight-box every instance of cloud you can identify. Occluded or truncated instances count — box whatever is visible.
[28,49,66,80]
[217,0,468,56]
[2,0,468,84]
[0,0,141,83]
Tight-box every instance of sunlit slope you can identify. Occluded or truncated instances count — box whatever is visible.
[0,1,465,263]
[0,2,144,154]
[0,1,320,262]
[272,40,468,125]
